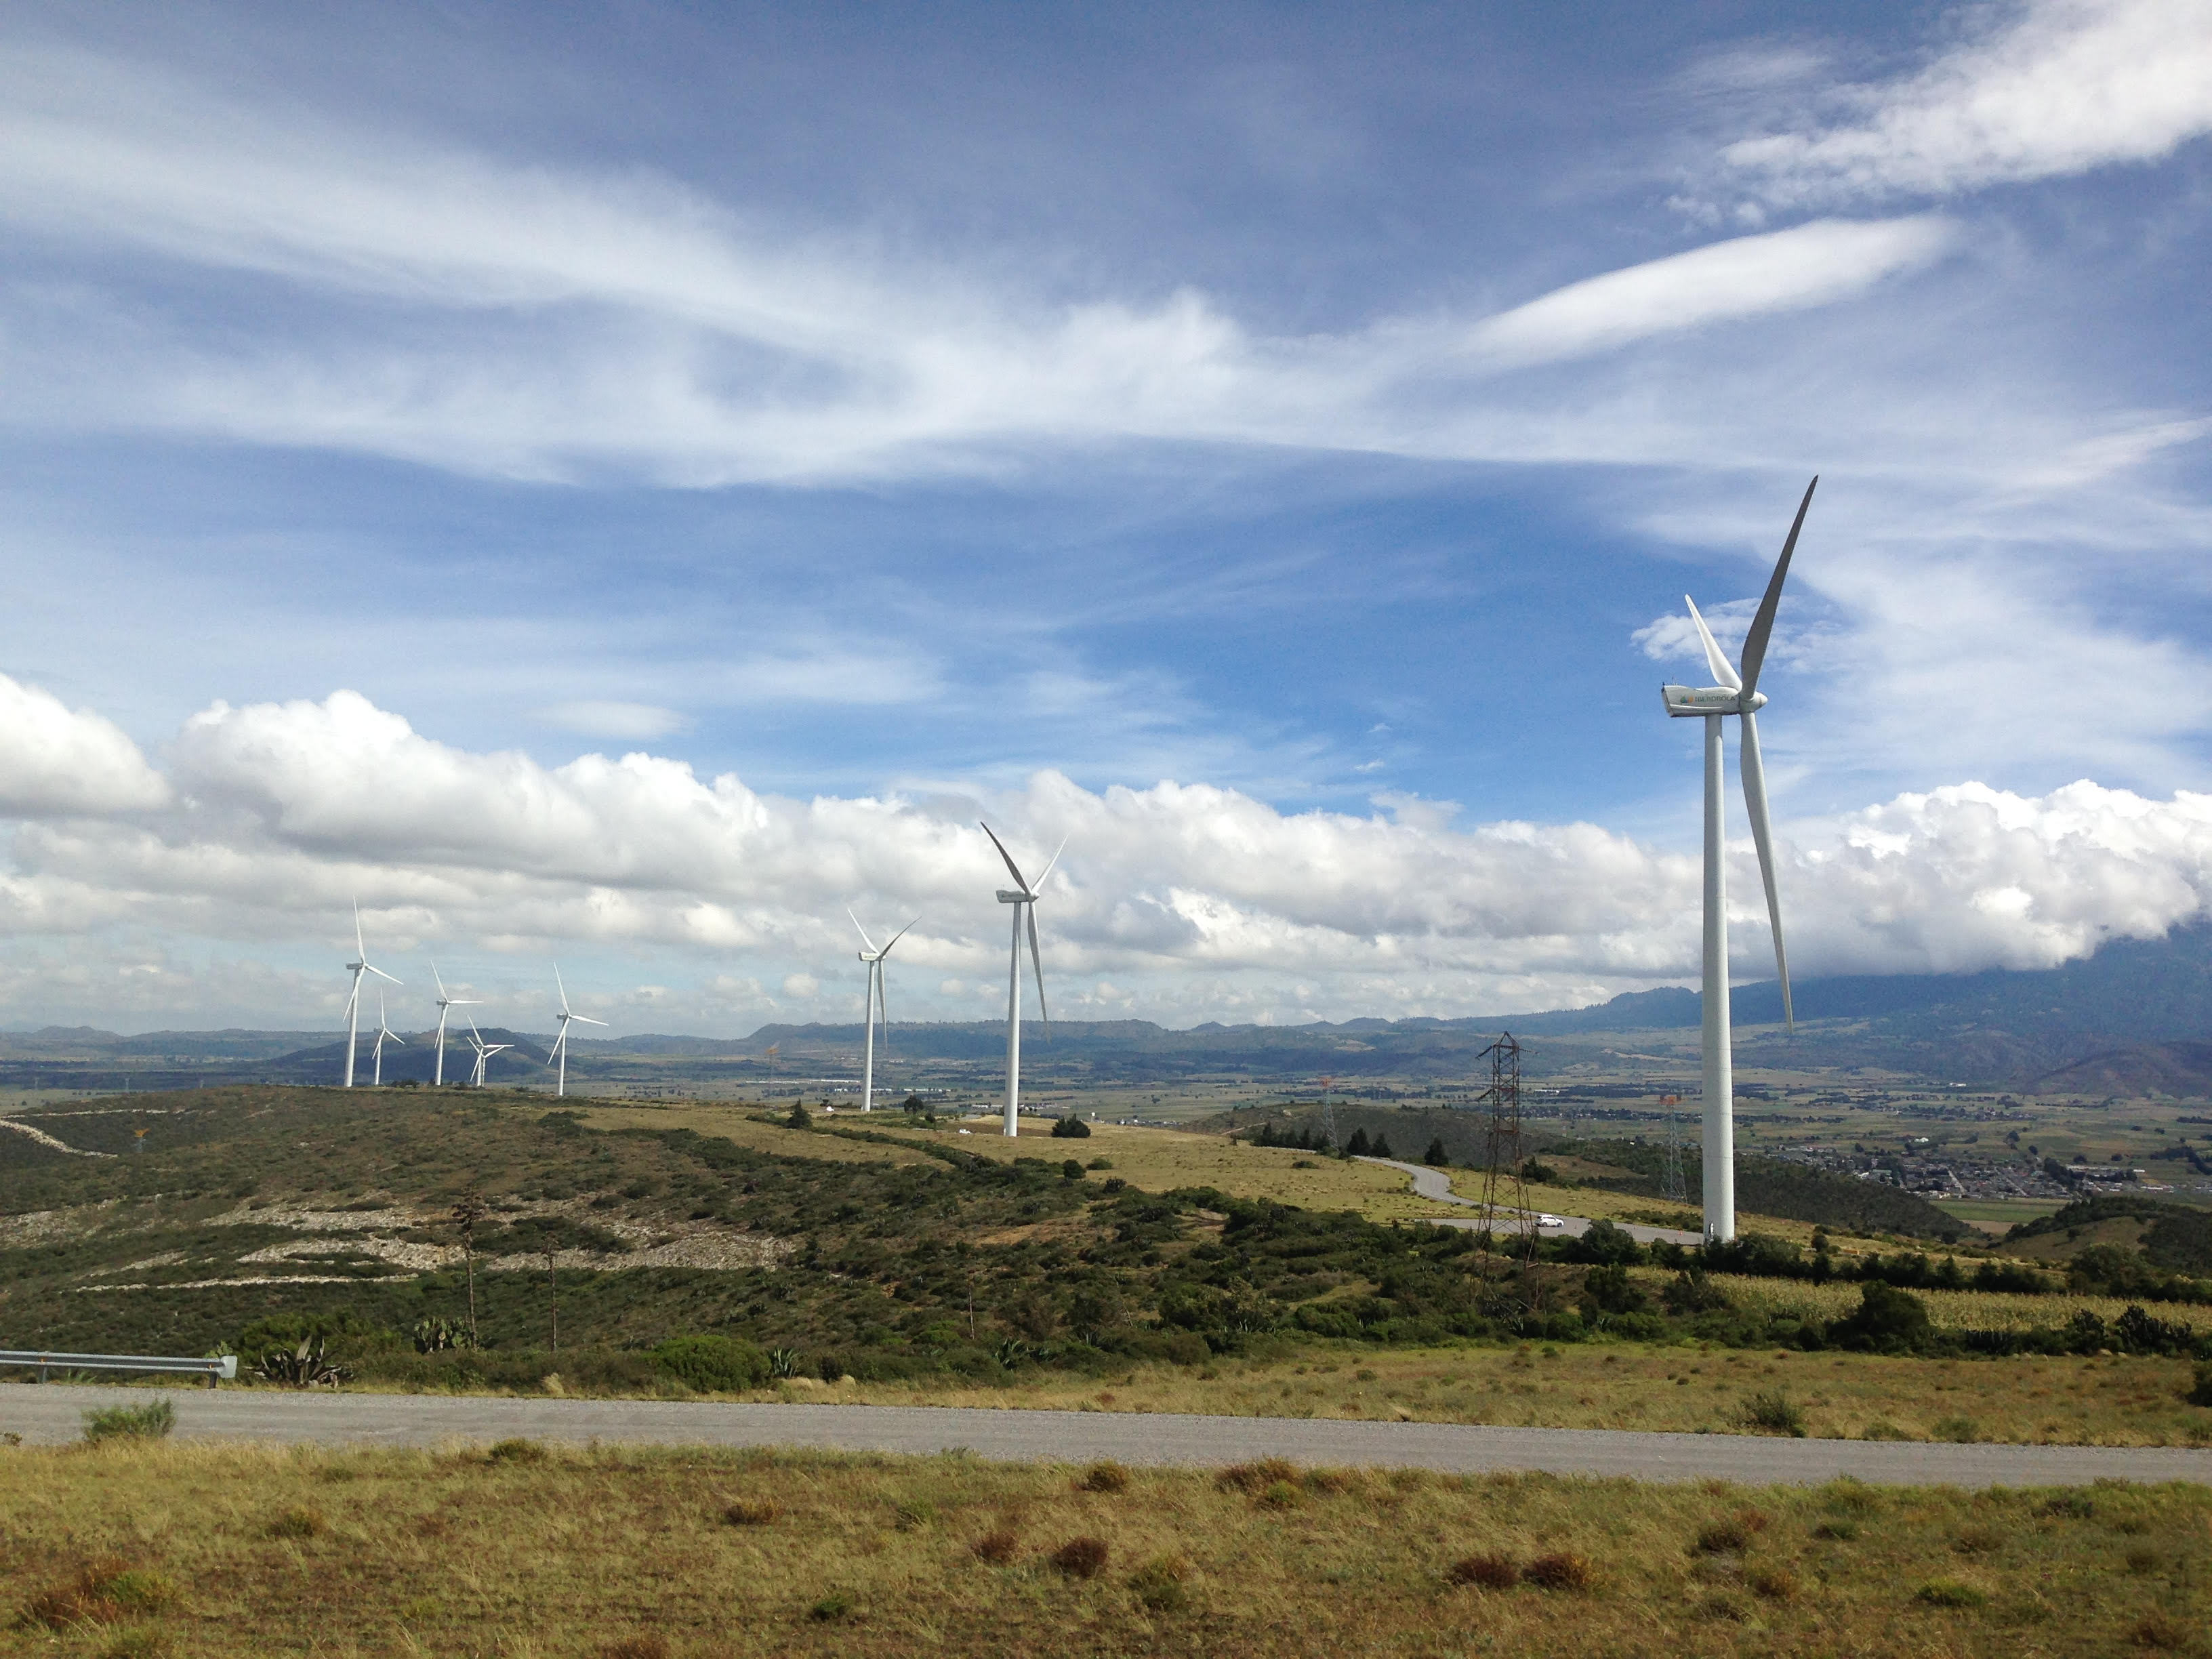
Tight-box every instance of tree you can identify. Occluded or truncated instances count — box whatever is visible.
[1423,1137,1450,1167]
[449,1193,486,1347]
[787,1099,812,1130]
[1372,1134,1394,1160]
[1050,1113,1091,1139]
[1344,1128,1372,1158]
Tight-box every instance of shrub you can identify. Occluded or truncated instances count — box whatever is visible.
[1258,1480,1301,1509]
[807,1593,850,1622]
[487,1438,548,1465]
[1952,1526,1999,1556]
[1448,1553,1519,1589]
[1810,1519,1859,1541]
[893,1500,936,1530]
[1062,1160,1086,1180]
[98,1629,171,1659]
[1086,1158,1113,1170]
[17,1560,176,1629]
[1423,1138,1450,1166]
[1523,1553,1593,1591]
[1129,1555,1190,1613]
[1914,1578,1988,1607]
[649,1334,770,1393]
[598,1639,671,1659]
[1933,1416,1980,1443]
[1078,1460,1130,1494]
[972,1528,1021,1564]
[2188,1361,2212,1408]
[82,1400,175,1444]
[722,1498,781,1526]
[1050,1114,1091,1139]
[1050,1536,1110,1579]
[1694,1519,1750,1555]
[1830,1282,1936,1354]
[2132,1611,2192,1650]
[1216,1458,1298,1493]
[1738,1391,1807,1437]
[1747,1565,1797,1600]
[264,1507,327,1540]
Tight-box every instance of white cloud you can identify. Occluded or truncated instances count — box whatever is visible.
[1721,0,2212,205]
[1462,218,1959,367]
[5,682,2212,1029]
[537,701,687,740]
[0,673,169,817]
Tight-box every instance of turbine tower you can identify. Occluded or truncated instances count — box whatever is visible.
[430,962,479,1088]
[546,964,607,1099]
[1660,476,1812,1243]
[340,902,401,1088]
[981,823,1062,1138]
[371,989,405,1086]
[849,910,919,1113]
[465,1017,509,1088]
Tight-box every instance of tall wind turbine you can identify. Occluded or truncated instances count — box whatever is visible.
[1660,476,1813,1243]
[849,910,919,1113]
[371,989,405,1086]
[430,963,479,1088]
[546,965,607,1099]
[466,1017,510,1088]
[981,823,1062,1138]
[340,902,401,1088]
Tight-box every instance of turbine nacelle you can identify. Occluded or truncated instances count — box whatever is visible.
[1660,685,1769,718]
[995,888,1033,904]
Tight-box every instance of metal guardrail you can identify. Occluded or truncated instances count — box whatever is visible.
[0,1349,237,1387]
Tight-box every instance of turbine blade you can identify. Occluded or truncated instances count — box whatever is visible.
[367,964,402,985]
[1033,836,1068,888]
[354,898,365,958]
[1740,710,1795,1031]
[1738,475,1817,699]
[1685,596,1742,690]
[575,1015,608,1027]
[980,821,1030,890]
[554,963,571,1014]
[881,916,920,956]
[848,907,878,954]
[1027,904,1050,1031]
[432,961,449,1000]
[876,961,889,1052]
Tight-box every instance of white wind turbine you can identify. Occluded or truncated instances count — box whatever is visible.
[981,823,1063,1139]
[340,902,401,1088]
[849,909,920,1113]
[1660,476,1814,1243]
[430,962,479,1088]
[546,964,607,1099]
[466,1016,510,1088]
[371,989,405,1086]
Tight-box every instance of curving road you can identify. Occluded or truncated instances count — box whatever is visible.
[1357,1156,1702,1246]
[7,1384,2208,1488]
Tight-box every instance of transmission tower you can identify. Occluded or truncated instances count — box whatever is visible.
[1660,1092,1687,1204]
[1476,1033,1534,1263]
[1319,1075,1338,1153]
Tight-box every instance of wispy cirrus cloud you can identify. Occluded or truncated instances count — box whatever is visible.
[1719,0,2212,207]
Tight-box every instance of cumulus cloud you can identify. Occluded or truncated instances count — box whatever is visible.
[5,682,2212,1029]
[1721,0,2212,205]
[0,673,169,817]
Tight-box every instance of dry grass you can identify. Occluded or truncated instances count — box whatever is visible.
[1,1440,2205,1656]
[1702,1271,2212,1334]
[811,1340,2212,1446]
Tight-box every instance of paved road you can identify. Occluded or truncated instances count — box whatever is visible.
[1358,1157,1703,1246]
[9,1385,2208,1487]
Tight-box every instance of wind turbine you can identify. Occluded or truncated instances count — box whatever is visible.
[465,1017,510,1088]
[546,964,607,1099]
[850,910,919,1113]
[340,902,401,1088]
[981,823,1063,1138]
[371,989,405,1086]
[1660,476,1813,1244]
[430,962,479,1088]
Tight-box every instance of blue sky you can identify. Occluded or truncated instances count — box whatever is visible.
[3,0,2212,1036]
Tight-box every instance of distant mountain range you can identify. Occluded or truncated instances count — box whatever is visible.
[5,924,2212,1093]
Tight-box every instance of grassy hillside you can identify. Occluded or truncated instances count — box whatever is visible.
[5,1441,2208,1658]
[1544,1137,1965,1241]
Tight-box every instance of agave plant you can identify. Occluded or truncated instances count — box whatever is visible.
[766,1346,802,1379]
[253,1336,350,1388]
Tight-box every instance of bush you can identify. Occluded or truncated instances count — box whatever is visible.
[1062,1160,1086,1181]
[723,1498,781,1525]
[1747,1565,1797,1600]
[807,1593,851,1622]
[81,1400,175,1444]
[1828,1281,1936,1353]
[1129,1553,1191,1613]
[1738,1390,1807,1437]
[1078,1461,1130,1494]
[1448,1552,1519,1589]
[972,1528,1021,1563]
[2188,1361,2212,1408]
[1695,1519,1750,1555]
[1050,1114,1091,1139]
[1086,1158,1113,1170]
[486,1438,547,1465]
[264,1506,327,1540]
[1914,1578,1987,1608]
[1216,1458,1299,1493]
[1050,1536,1110,1578]
[1424,1138,1450,1166]
[16,1559,176,1629]
[649,1334,770,1393]
[1522,1553,1593,1592]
